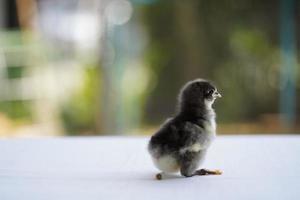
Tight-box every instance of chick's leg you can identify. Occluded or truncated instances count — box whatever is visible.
[180,152,201,177]
[180,164,197,177]
[180,151,222,177]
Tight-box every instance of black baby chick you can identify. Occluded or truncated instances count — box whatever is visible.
[148,79,222,180]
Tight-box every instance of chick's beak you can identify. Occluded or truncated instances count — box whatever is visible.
[213,91,222,98]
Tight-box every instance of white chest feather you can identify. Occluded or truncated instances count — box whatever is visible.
[204,119,216,136]
[188,143,203,152]
[180,143,203,154]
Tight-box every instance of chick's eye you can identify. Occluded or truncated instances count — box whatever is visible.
[206,89,214,95]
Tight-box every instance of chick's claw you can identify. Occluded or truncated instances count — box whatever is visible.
[196,169,222,176]
[156,173,162,180]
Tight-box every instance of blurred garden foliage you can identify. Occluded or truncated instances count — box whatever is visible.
[142,0,299,126]
[0,0,299,136]
[60,66,101,135]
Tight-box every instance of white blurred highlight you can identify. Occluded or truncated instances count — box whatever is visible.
[105,0,133,25]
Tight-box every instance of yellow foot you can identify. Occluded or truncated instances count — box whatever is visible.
[197,169,222,176]
[214,170,222,175]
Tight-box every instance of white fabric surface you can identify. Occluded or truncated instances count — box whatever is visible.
[0,135,300,200]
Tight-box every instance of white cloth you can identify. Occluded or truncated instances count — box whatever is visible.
[0,135,299,200]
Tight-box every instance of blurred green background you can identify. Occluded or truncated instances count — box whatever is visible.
[0,0,299,137]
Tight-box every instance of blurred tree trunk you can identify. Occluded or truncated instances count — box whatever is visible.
[174,0,209,80]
